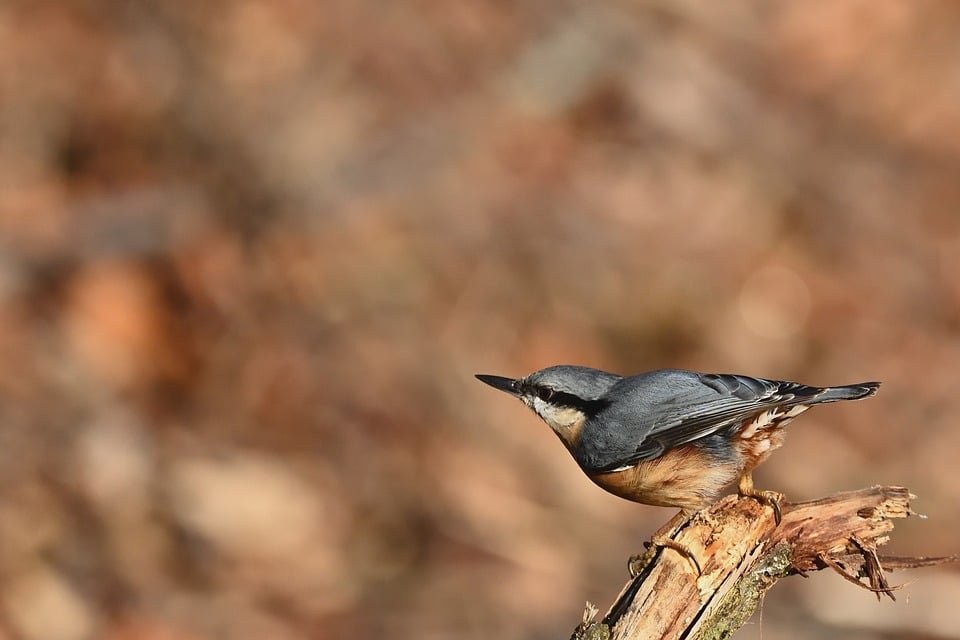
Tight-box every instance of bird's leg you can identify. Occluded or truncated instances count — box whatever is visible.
[627,509,702,577]
[737,471,783,525]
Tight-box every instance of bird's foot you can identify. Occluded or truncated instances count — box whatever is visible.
[627,536,702,577]
[627,510,702,577]
[737,472,784,525]
[738,488,784,525]
[626,547,656,578]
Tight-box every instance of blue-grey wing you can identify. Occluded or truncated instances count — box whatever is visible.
[577,370,816,473]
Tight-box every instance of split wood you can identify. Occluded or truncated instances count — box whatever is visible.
[572,486,958,640]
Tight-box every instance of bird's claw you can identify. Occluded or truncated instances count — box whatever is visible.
[740,488,784,525]
[628,535,702,577]
[627,548,656,578]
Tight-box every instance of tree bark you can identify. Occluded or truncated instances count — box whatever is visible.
[572,486,957,640]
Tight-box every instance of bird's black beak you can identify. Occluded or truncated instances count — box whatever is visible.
[475,374,521,396]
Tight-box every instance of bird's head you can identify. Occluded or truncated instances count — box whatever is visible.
[475,365,621,448]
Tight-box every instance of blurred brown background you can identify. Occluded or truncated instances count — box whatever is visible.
[1,1,959,639]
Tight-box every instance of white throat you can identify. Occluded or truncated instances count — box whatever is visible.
[528,397,587,447]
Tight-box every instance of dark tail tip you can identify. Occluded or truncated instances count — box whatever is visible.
[823,381,881,402]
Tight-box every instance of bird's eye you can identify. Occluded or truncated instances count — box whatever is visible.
[537,388,555,402]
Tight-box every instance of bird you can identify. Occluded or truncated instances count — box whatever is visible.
[475,365,879,573]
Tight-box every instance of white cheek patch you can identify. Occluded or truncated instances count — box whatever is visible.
[531,397,585,432]
[539,405,576,428]
[530,397,550,417]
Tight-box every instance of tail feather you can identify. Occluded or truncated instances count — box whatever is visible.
[816,381,881,403]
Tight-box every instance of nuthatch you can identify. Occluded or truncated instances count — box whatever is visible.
[476,366,879,572]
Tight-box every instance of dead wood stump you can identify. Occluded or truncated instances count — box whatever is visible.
[573,486,957,640]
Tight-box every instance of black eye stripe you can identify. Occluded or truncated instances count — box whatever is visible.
[524,383,610,414]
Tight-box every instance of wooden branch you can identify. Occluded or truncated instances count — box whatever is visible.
[572,486,958,640]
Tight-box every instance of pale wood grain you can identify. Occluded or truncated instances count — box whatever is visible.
[572,486,956,640]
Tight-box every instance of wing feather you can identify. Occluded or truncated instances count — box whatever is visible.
[580,372,820,473]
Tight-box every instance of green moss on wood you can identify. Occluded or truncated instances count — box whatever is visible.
[693,542,793,640]
[579,622,610,640]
